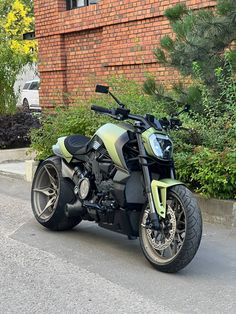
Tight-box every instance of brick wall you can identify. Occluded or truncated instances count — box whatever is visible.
[34,0,216,108]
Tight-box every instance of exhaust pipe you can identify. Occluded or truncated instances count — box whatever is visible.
[65,199,86,218]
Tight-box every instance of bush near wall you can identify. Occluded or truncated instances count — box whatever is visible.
[142,0,236,199]
[0,111,40,149]
[31,77,236,200]
[30,105,107,160]
[175,148,236,200]
[30,78,162,160]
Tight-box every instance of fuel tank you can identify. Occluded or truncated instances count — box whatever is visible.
[95,123,131,169]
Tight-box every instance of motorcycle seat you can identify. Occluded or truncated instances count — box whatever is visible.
[64,135,90,155]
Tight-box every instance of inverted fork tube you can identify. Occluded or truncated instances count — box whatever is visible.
[136,130,160,229]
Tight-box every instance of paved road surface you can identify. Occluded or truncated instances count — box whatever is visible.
[0,175,235,313]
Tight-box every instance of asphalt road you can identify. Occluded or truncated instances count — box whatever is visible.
[0,175,235,314]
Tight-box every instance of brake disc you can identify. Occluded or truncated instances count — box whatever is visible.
[145,205,177,251]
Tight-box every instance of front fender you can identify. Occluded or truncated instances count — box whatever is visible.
[151,179,184,218]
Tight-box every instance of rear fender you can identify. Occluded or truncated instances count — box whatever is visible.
[151,179,184,218]
[52,137,72,163]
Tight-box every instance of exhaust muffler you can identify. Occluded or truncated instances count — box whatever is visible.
[65,199,86,218]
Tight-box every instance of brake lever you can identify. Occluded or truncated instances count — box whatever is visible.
[107,113,124,121]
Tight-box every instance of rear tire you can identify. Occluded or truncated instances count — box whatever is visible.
[23,98,30,112]
[139,185,202,273]
[31,156,82,231]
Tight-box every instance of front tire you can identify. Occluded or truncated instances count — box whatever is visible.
[139,185,202,273]
[31,156,82,231]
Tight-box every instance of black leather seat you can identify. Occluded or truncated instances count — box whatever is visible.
[64,135,90,155]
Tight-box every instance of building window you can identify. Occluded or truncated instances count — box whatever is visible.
[66,0,99,10]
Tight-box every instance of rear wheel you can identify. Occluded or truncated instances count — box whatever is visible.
[139,185,202,273]
[23,98,30,112]
[31,156,82,231]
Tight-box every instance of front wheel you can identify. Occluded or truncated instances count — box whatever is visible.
[139,185,202,273]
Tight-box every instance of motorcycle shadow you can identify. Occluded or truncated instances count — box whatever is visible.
[62,222,236,281]
[67,221,142,257]
[17,219,236,279]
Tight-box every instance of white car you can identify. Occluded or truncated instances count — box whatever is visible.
[21,79,41,111]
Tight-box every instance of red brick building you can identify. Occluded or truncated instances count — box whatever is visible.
[34,0,216,108]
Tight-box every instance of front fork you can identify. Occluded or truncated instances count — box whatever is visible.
[136,127,160,230]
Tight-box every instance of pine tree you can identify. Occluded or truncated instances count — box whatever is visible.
[144,0,236,113]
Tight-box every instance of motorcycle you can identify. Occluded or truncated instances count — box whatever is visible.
[31,84,202,273]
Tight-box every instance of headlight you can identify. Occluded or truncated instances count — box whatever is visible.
[149,133,173,160]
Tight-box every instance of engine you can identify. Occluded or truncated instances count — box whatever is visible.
[70,145,119,223]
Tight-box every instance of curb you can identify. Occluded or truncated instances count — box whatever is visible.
[25,160,39,182]
[0,148,35,163]
[0,170,25,180]
[196,195,236,228]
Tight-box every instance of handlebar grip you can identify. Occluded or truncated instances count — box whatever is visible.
[91,105,112,114]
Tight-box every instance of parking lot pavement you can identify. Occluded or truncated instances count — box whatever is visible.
[0,175,236,313]
[0,190,175,314]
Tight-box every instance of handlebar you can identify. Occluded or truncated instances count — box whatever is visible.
[92,84,190,132]
[91,104,181,131]
[91,105,112,114]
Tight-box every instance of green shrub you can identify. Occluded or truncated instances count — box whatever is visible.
[141,0,236,200]
[92,75,166,117]
[30,105,108,160]
[31,77,164,160]
[31,76,236,200]
[175,147,236,200]
[171,61,236,199]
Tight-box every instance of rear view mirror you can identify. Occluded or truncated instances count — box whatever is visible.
[95,85,109,94]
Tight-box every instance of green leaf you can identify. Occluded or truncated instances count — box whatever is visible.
[160,36,174,51]
[164,4,188,22]
[153,48,167,64]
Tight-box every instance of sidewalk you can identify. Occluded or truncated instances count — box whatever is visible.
[0,161,25,180]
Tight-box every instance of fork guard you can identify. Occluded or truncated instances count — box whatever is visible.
[151,179,184,219]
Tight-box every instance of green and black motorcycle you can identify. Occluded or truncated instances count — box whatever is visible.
[31,85,202,273]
